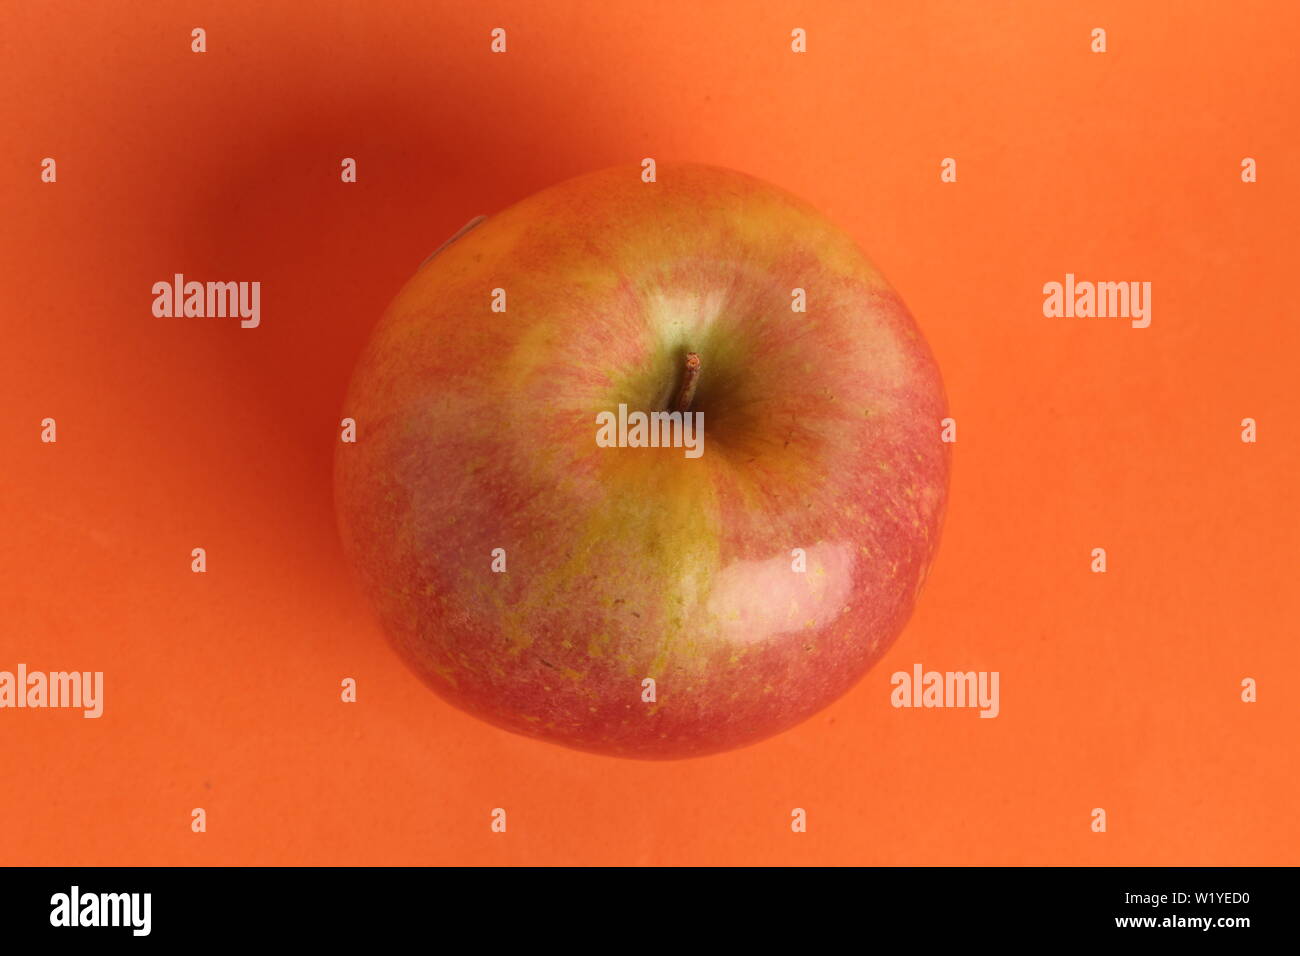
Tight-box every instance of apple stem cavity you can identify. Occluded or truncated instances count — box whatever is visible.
[674,352,702,413]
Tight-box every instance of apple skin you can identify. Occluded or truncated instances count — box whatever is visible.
[335,163,949,759]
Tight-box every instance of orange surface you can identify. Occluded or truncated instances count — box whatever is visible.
[1,1,1297,866]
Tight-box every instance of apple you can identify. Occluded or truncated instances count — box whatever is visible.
[335,163,949,759]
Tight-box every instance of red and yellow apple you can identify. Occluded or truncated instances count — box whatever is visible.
[334,163,949,758]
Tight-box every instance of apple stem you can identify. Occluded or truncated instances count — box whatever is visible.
[417,215,487,270]
[674,352,702,413]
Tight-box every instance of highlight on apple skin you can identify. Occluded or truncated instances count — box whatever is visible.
[334,162,950,759]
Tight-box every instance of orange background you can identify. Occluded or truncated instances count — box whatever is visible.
[1,1,1296,866]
